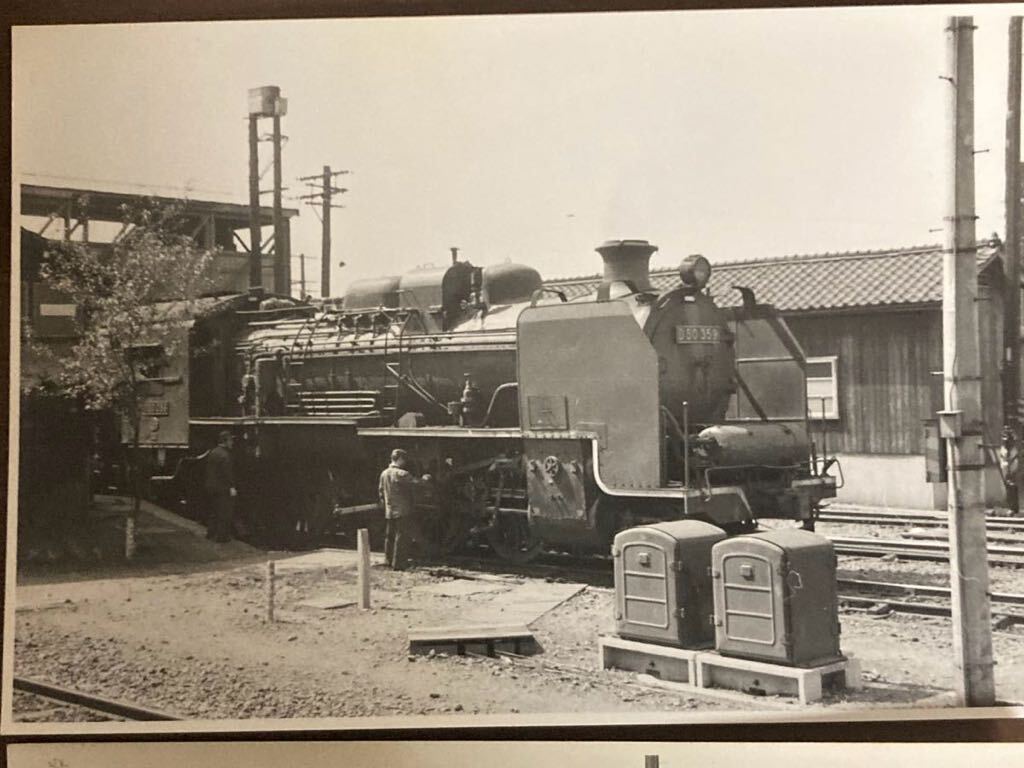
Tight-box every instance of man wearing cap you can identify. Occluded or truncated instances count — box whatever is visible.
[378,448,430,570]
[205,430,237,543]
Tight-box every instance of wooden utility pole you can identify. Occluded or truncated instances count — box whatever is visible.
[298,166,349,297]
[943,15,996,706]
[322,165,332,297]
[1005,17,1023,513]
[247,115,262,289]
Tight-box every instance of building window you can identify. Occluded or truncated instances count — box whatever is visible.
[806,355,839,419]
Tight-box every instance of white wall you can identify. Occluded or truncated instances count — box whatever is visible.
[831,453,1006,510]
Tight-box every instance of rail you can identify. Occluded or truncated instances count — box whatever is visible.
[13,677,182,721]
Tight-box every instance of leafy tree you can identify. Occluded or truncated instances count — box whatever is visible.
[32,199,217,558]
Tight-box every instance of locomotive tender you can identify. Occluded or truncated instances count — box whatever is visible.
[141,239,838,560]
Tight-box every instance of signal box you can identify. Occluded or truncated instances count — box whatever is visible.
[711,529,842,667]
[612,521,726,649]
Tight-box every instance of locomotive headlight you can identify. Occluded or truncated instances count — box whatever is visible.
[679,254,712,290]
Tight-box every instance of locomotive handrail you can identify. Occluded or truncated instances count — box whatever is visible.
[482,382,518,427]
[583,434,709,501]
[529,287,567,306]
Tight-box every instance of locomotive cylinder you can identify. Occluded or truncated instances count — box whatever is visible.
[696,423,810,467]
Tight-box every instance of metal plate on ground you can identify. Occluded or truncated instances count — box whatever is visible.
[409,581,513,598]
[459,581,586,626]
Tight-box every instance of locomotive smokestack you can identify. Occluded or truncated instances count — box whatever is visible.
[595,239,657,292]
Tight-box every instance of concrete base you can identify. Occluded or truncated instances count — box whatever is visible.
[599,635,700,684]
[696,652,862,705]
[599,635,861,705]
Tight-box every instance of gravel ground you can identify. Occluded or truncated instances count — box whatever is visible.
[13,560,745,721]
[13,514,1024,724]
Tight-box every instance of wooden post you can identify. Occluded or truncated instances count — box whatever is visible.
[265,561,276,622]
[943,15,996,706]
[358,528,371,609]
[1006,17,1024,513]
[247,114,262,289]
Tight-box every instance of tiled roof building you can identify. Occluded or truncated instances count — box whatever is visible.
[546,243,1003,311]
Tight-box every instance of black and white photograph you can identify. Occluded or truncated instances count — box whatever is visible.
[8,3,1024,732]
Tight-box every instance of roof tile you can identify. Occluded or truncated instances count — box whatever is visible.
[545,243,1001,312]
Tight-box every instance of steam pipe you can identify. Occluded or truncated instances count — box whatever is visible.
[683,400,690,516]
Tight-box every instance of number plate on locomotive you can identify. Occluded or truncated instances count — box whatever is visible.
[675,325,721,344]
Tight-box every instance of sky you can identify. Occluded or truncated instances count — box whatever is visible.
[11,5,1024,295]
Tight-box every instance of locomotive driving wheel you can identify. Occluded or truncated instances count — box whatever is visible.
[486,509,543,564]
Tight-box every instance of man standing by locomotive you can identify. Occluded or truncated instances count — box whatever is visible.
[378,448,429,570]
[205,430,237,543]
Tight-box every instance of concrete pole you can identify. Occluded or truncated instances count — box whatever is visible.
[944,15,996,706]
[273,113,287,296]
[248,115,262,289]
[322,165,332,298]
[1005,17,1023,512]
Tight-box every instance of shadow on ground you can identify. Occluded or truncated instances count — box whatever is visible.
[17,495,268,584]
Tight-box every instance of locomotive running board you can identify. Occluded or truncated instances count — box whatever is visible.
[357,426,523,439]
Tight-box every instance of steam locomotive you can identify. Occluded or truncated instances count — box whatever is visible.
[138,239,838,561]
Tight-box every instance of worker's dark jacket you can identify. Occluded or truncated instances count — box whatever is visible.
[378,463,417,519]
[205,445,235,495]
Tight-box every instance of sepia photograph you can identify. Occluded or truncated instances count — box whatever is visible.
[8,3,1024,733]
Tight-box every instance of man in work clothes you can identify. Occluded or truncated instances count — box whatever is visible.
[378,449,430,570]
[205,430,237,543]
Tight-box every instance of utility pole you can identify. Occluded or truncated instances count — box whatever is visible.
[942,15,996,706]
[1005,17,1023,513]
[299,166,349,297]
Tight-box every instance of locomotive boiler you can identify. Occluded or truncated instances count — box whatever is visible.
[143,239,838,560]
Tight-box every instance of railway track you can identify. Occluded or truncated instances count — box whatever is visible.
[829,535,1024,567]
[12,677,181,722]
[819,504,1024,533]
